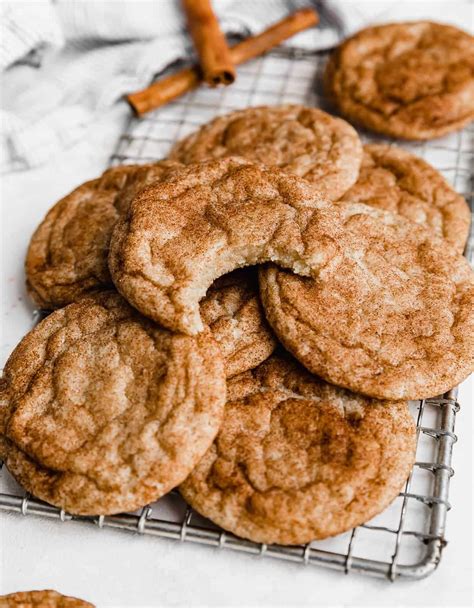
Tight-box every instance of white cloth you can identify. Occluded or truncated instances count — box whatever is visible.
[0,0,440,173]
[0,1,64,71]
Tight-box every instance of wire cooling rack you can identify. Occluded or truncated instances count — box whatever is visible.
[1,47,472,581]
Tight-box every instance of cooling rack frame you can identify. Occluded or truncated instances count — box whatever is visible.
[1,45,472,581]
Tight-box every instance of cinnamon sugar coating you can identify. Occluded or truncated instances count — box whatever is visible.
[0,291,226,515]
[27,161,274,375]
[338,144,470,253]
[324,22,474,139]
[181,355,416,545]
[259,204,474,400]
[108,157,341,335]
[201,269,277,377]
[26,162,181,309]
[0,590,93,607]
[170,105,362,199]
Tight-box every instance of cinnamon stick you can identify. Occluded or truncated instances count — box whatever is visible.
[127,8,319,117]
[183,0,236,87]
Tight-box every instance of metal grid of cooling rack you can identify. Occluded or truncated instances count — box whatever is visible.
[1,47,472,581]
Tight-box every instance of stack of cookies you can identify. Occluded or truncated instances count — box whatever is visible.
[1,21,473,547]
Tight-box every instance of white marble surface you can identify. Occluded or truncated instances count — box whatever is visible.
[1,3,473,605]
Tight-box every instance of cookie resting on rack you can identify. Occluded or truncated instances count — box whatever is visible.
[180,354,416,545]
[258,204,474,401]
[338,144,471,253]
[108,157,351,335]
[26,161,181,310]
[324,21,474,140]
[169,104,363,200]
[26,160,275,377]
[200,269,277,378]
[0,291,226,515]
[0,590,94,607]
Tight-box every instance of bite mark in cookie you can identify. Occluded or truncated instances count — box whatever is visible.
[108,157,342,335]
[259,204,474,400]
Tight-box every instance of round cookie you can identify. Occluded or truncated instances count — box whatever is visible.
[0,291,226,515]
[25,161,273,372]
[338,144,471,253]
[200,269,277,378]
[0,590,93,607]
[180,354,416,545]
[26,161,181,309]
[169,105,362,200]
[259,204,474,401]
[109,157,347,335]
[324,21,474,140]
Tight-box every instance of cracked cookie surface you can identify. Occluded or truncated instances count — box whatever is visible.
[0,291,226,515]
[108,157,344,335]
[338,144,470,253]
[324,22,474,139]
[26,161,181,309]
[169,105,362,200]
[180,354,416,545]
[0,590,93,607]
[201,269,277,377]
[259,204,474,400]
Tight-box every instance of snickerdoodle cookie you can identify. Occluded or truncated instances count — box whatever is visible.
[0,291,225,515]
[180,354,416,545]
[26,161,181,309]
[108,157,345,335]
[200,269,277,377]
[169,105,362,199]
[338,144,471,253]
[259,204,474,401]
[325,22,474,140]
[0,590,93,607]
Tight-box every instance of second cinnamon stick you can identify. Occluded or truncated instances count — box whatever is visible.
[127,8,319,116]
[183,0,236,87]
